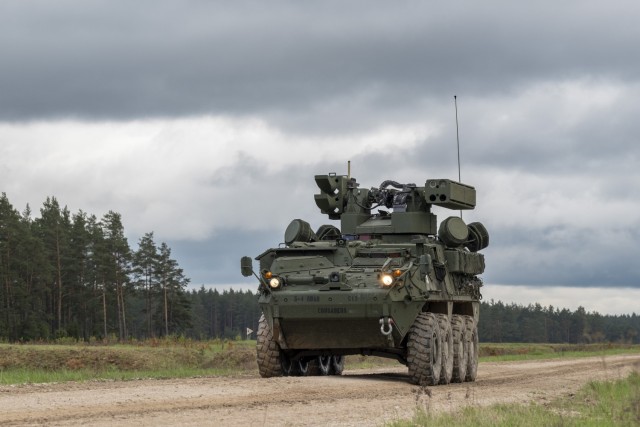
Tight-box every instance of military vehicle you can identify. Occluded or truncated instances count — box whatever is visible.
[241,170,489,385]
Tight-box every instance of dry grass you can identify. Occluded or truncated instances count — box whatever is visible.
[0,338,257,383]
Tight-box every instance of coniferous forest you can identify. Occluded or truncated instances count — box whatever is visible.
[0,192,638,343]
[0,192,260,342]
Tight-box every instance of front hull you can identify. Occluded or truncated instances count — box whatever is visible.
[259,287,424,350]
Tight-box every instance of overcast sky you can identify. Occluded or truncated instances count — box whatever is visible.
[1,1,639,314]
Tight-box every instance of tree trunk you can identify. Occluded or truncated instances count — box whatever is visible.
[56,231,63,333]
[102,286,107,339]
[4,245,11,310]
[120,279,128,339]
[164,279,169,336]
[115,280,123,340]
[146,276,152,338]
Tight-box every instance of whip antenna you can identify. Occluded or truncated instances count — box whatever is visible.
[454,95,461,183]
[454,95,462,218]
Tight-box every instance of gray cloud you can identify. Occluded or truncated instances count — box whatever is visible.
[2,1,640,129]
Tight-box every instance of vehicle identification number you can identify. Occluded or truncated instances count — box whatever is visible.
[293,295,320,303]
[318,307,347,314]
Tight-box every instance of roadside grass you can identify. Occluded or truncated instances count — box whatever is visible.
[479,343,640,362]
[347,343,640,370]
[388,371,640,427]
[0,367,238,384]
[0,339,638,385]
[0,338,256,385]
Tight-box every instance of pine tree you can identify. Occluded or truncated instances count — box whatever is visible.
[133,232,159,337]
[155,242,190,336]
[35,197,72,336]
[17,204,50,340]
[101,211,132,341]
[0,193,24,338]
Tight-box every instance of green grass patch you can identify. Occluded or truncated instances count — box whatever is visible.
[0,367,238,384]
[479,343,640,362]
[388,371,640,427]
[347,343,640,369]
[0,338,257,384]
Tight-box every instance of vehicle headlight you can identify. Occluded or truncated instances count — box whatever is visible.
[380,273,394,287]
[269,277,283,289]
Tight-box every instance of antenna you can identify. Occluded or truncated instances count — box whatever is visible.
[454,95,462,218]
[454,95,461,183]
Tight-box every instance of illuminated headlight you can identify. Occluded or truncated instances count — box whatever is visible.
[380,274,394,287]
[269,277,283,289]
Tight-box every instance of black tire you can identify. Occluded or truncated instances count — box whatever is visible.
[318,356,332,375]
[307,355,332,376]
[281,354,309,377]
[436,314,453,385]
[451,314,468,383]
[280,352,297,376]
[307,359,319,376]
[330,355,344,375]
[464,315,478,382]
[297,358,310,376]
[407,312,442,386]
[256,314,283,378]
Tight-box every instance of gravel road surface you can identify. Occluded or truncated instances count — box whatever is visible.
[1,354,639,426]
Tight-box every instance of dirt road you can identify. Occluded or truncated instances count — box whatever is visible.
[1,354,639,426]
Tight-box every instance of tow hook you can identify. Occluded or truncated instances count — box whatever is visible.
[379,317,394,336]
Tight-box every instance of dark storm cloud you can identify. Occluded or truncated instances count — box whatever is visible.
[165,229,278,288]
[483,224,640,288]
[2,1,640,127]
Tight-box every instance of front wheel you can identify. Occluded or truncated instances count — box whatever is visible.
[256,314,283,378]
[407,312,442,386]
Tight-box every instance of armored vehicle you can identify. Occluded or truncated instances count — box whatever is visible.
[241,171,489,385]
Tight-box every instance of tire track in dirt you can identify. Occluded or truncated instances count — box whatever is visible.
[0,354,638,426]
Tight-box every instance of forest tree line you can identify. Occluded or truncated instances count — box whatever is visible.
[478,299,639,344]
[0,192,196,341]
[1,192,638,343]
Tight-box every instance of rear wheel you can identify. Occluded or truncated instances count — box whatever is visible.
[407,312,442,386]
[308,356,331,376]
[281,354,309,377]
[330,355,344,375]
[436,314,453,385]
[319,356,332,375]
[297,358,310,376]
[450,314,468,383]
[464,315,478,382]
[307,359,319,376]
[256,314,283,378]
